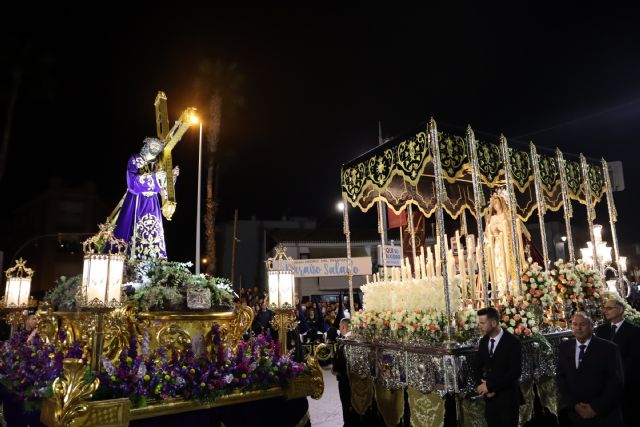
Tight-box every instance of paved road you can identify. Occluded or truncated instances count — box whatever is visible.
[308,366,343,427]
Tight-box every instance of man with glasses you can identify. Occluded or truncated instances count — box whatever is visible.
[595,298,640,426]
[558,312,624,426]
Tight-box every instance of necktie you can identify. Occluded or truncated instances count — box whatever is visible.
[578,344,586,368]
[489,338,495,357]
[611,324,617,339]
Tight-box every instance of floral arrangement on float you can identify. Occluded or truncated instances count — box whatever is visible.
[44,260,236,313]
[454,307,480,341]
[573,259,605,303]
[549,259,605,305]
[95,326,306,408]
[498,295,538,337]
[0,331,84,411]
[354,269,467,343]
[351,309,450,343]
[549,259,582,304]
[520,260,555,309]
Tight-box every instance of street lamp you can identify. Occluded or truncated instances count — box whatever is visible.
[265,244,298,355]
[80,222,127,371]
[194,116,203,275]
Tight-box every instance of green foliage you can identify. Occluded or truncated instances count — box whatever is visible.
[44,275,82,311]
[128,260,234,312]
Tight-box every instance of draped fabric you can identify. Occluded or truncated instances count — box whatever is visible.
[341,129,606,219]
[460,398,487,427]
[374,383,404,427]
[407,388,445,427]
[536,376,559,417]
[113,154,168,259]
[519,381,536,426]
[349,374,374,415]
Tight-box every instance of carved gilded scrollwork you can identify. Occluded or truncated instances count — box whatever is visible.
[51,358,100,427]
[55,312,93,355]
[102,305,135,363]
[307,346,325,400]
[157,324,192,353]
[36,304,59,345]
[227,304,254,349]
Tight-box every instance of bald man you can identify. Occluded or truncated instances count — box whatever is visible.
[595,298,640,427]
[557,312,624,426]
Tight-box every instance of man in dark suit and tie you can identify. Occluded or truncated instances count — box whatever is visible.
[557,311,624,426]
[474,307,522,427]
[595,298,640,426]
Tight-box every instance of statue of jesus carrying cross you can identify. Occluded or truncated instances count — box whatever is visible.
[111,91,197,260]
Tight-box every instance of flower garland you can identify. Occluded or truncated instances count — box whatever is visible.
[351,309,448,342]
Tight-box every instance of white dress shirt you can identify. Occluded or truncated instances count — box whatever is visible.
[612,319,624,334]
[488,327,504,355]
[575,337,591,369]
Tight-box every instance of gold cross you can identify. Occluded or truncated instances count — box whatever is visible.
[153,91,197,220]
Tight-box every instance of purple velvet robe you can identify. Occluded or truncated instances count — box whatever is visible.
[113,154,168,259]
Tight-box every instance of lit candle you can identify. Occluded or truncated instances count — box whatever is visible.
[420,246,426,280]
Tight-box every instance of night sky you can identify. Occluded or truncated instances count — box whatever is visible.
[2,6,640,262]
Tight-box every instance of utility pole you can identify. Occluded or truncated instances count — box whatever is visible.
[230,209,239,291]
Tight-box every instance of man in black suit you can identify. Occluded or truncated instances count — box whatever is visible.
[332,318,357,426]
[474,307,522,427]
[595,298,640,427]
[557,311,624,426]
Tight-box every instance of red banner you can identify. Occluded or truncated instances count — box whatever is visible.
[387,207,407,229]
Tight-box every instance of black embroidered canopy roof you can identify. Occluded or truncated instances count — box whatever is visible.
[340,126,605,222]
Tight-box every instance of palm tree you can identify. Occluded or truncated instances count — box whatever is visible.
[193,60,244,275]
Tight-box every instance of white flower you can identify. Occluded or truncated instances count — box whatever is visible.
[508,327,515,334]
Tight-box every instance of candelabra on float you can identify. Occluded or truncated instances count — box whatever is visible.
[265,244,298,356]
[1,258,36,336]
[80,222,127,371]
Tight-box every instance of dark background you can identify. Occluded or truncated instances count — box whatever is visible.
[2,5,640,265]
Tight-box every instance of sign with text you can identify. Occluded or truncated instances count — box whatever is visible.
[272,257,372,278]
[378,245,402,267]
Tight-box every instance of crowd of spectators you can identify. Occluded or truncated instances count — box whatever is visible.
[238,287,360,344]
